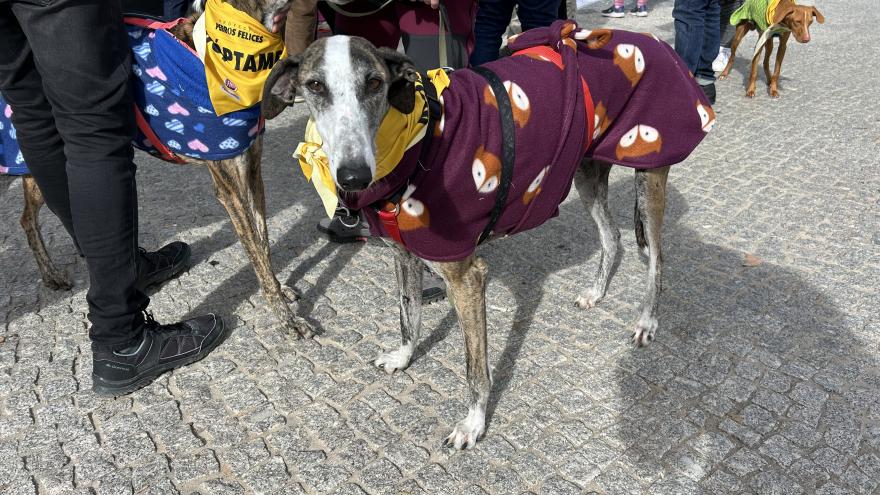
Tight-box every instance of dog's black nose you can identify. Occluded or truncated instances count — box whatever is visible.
[336,164,372,191]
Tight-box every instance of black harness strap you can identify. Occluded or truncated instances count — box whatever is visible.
[471,65,516,245]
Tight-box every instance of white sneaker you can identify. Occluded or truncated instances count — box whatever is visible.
[712,47,731,72]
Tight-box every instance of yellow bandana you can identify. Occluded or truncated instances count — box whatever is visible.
[295,69,451,218]
[203,0,287,115]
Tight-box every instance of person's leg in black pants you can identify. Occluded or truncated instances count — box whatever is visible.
[0,0,147,347]
[517,0,561,31]
[470,0,517,66]
[0,0,226,396]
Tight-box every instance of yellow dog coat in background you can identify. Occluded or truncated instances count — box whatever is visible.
[203,0,287,115]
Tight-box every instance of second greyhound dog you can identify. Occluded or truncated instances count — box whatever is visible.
[263,22,713,448]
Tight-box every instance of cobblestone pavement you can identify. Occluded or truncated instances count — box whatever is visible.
[2,2,879,494]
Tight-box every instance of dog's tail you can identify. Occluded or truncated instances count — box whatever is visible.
[191,0,206,13]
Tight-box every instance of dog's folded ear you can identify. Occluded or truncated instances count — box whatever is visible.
[811,6,825,23]
[575,28,613,50]
[772,0,798,24]
[262,55,301,119]
[378,47,419,114]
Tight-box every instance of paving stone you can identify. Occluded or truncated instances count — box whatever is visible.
[749,470,803,495]
[540,475,582,494]
[170,450,220,484]
[759,434,801,467]
[788,458,830,492]
[360,458,402,494]
[298,462,351,493]
[839,464,879,494]
[690,432,735,464]
[701,470,742,493]
[723,448,767,477]
[239,456,291,494]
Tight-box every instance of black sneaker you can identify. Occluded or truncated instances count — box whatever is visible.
[317,206,371,243]
[630,4,648,16]
[700,82,717,105]
[601,5,626,17]
[92,312,227,396]
[422,265,447,305]
[136,241,191,291]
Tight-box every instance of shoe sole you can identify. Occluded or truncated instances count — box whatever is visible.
[138,245,192,291]
[630,12,648,16]
[316,224,370,244]
[92,316,228,397]
[601,13,625,17]
[421,287,447,306]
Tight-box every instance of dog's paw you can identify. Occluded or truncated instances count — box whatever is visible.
[374,345,413,373]
[746,89,756,98]
[631,315,658,347]
[575,289,604,309]
[290,317,315,339]
[718,73,729,81]
[770,90,780,98]
[43,273,73,291]
[442,408,486,450]
[281,284,300,304]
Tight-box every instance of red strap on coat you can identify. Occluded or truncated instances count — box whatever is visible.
[378,202,406,246]
[512,45,595,150]
[133,104,186,164]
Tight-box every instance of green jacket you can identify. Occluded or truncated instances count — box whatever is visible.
[730,0,781,32]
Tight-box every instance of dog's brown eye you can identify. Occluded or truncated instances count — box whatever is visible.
[307,80,325,94]
[367,78,382,91]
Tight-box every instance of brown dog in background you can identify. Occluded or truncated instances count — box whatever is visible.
[719,0,824,98]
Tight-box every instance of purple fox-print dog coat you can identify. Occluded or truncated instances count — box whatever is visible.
[341,21,715,261]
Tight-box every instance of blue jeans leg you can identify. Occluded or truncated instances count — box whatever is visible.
[673,0,721,84]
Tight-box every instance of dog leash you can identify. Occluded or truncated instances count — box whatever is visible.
[470,65,516,244]
[376,71,444,247]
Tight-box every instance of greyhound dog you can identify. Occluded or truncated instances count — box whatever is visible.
[718,0,824,98]
[262,23,711,448]
[17,0,315,338]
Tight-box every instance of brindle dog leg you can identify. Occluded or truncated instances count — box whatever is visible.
[574,159,620,309]
[632,166,669,346]
[374,241,424,372]
[433,255,491,450]
[20,176,72,290]
[207,139,314,338]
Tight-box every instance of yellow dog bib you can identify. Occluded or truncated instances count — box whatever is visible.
[295,70,451,218]
[203,0,287,115]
